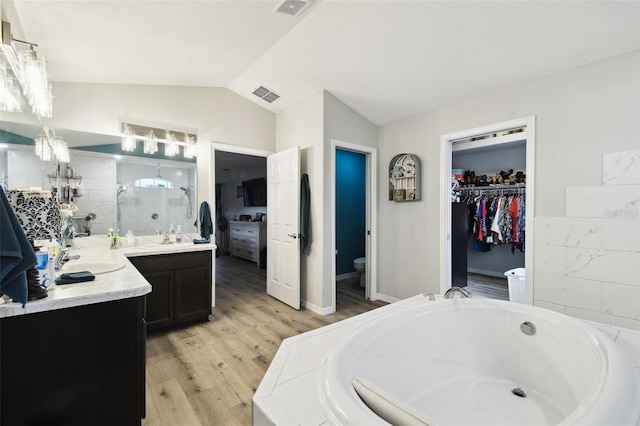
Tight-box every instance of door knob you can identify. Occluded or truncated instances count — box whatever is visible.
[287,233,298,239]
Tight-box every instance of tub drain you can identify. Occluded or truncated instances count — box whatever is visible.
[511,387,527,398]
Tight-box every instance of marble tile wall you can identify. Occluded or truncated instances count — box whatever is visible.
[534,150,640,330]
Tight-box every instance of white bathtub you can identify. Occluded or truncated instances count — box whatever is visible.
[318,298,640,425]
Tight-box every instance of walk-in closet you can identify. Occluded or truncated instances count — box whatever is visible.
[450,130,527,300]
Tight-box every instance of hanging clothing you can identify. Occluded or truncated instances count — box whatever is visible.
[464,191,525,253]
[300,173,311,254]
[0,188,36,306]
[199,201,213,241]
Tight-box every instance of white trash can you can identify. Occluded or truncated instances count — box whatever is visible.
[504,268,526,303]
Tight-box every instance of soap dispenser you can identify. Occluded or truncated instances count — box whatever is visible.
[175,225,183,243]
[168,224,175,243]
[126,230,135,247]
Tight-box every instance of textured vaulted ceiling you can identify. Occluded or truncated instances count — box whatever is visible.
[3,0,639,127]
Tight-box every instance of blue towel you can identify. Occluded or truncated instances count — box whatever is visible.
[199,201,213,241]
[0,188,36,306]
[300,173,310,254]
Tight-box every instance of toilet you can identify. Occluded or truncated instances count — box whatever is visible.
[353,257,366,288]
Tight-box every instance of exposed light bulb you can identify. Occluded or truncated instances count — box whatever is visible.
[121,124,136,152]
[143,131,158,154]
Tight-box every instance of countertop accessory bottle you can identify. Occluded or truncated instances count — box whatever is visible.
[126,230,135,247]
[168,224,175,243]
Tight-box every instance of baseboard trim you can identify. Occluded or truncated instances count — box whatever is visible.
[375,293,401,304]
[303,300,335,315]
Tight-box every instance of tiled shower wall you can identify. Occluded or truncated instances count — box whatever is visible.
[7,149,116,236]
[535,150,640,330]
[70,152,117,236]
[5,149,196,238]
[117,162,197,237]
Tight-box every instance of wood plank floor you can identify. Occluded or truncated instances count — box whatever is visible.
[143,255,387,426]
[467,272,509,300]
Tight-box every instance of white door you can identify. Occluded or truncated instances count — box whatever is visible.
[267,146,301,309]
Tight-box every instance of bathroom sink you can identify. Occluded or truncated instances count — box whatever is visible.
[61,260,125,275]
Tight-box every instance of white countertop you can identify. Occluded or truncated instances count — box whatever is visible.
[0,235,215,318]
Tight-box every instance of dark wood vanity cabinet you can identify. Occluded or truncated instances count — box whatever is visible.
[129,250,212,334]
[0,296,146,426]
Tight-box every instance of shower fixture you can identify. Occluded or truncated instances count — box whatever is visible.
[180,185,194,219]
[116,183,127,220]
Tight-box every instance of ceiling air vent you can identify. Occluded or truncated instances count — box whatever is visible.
[273,0,312,17]
[252,86,280,104]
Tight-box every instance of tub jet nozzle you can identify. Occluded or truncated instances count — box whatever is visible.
[511,387,527,398]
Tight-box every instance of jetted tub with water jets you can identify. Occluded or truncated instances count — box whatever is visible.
[317,298,640,425]
[252,294,640,426]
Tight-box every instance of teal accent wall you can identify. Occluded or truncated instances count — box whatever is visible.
[0,130,34,146]
[74,144,196,163]
[335,149,366,275]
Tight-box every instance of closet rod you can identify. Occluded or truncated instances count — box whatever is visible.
[453,184,525,194]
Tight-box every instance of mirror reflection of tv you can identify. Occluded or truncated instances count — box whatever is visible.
[242,177,267,207]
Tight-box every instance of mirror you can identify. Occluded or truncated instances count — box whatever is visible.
[0,122,198,238]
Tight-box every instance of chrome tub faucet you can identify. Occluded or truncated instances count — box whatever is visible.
[444,286,472,299]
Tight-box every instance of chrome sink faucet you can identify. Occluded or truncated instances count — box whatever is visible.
[54,248,80,271]
[444,286,472,299]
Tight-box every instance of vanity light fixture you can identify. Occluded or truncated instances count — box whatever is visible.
[183,134,197,159]
[35,127,69,163]
[121,124,136,152]
[164,132,179,157]
[143,131,158,155]
[120,122,197,159]
[1,21,53,118]
[35,135,52,162]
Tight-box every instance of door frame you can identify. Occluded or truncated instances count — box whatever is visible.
[209,142,274,304]
[439,116,536,303]
[331,139,378,312]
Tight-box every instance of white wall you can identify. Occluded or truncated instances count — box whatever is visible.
[276,90,378,313]
[379,51,640,329]
[323,92,379,308]
[276,90,324,309]
[49,83,275,151]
